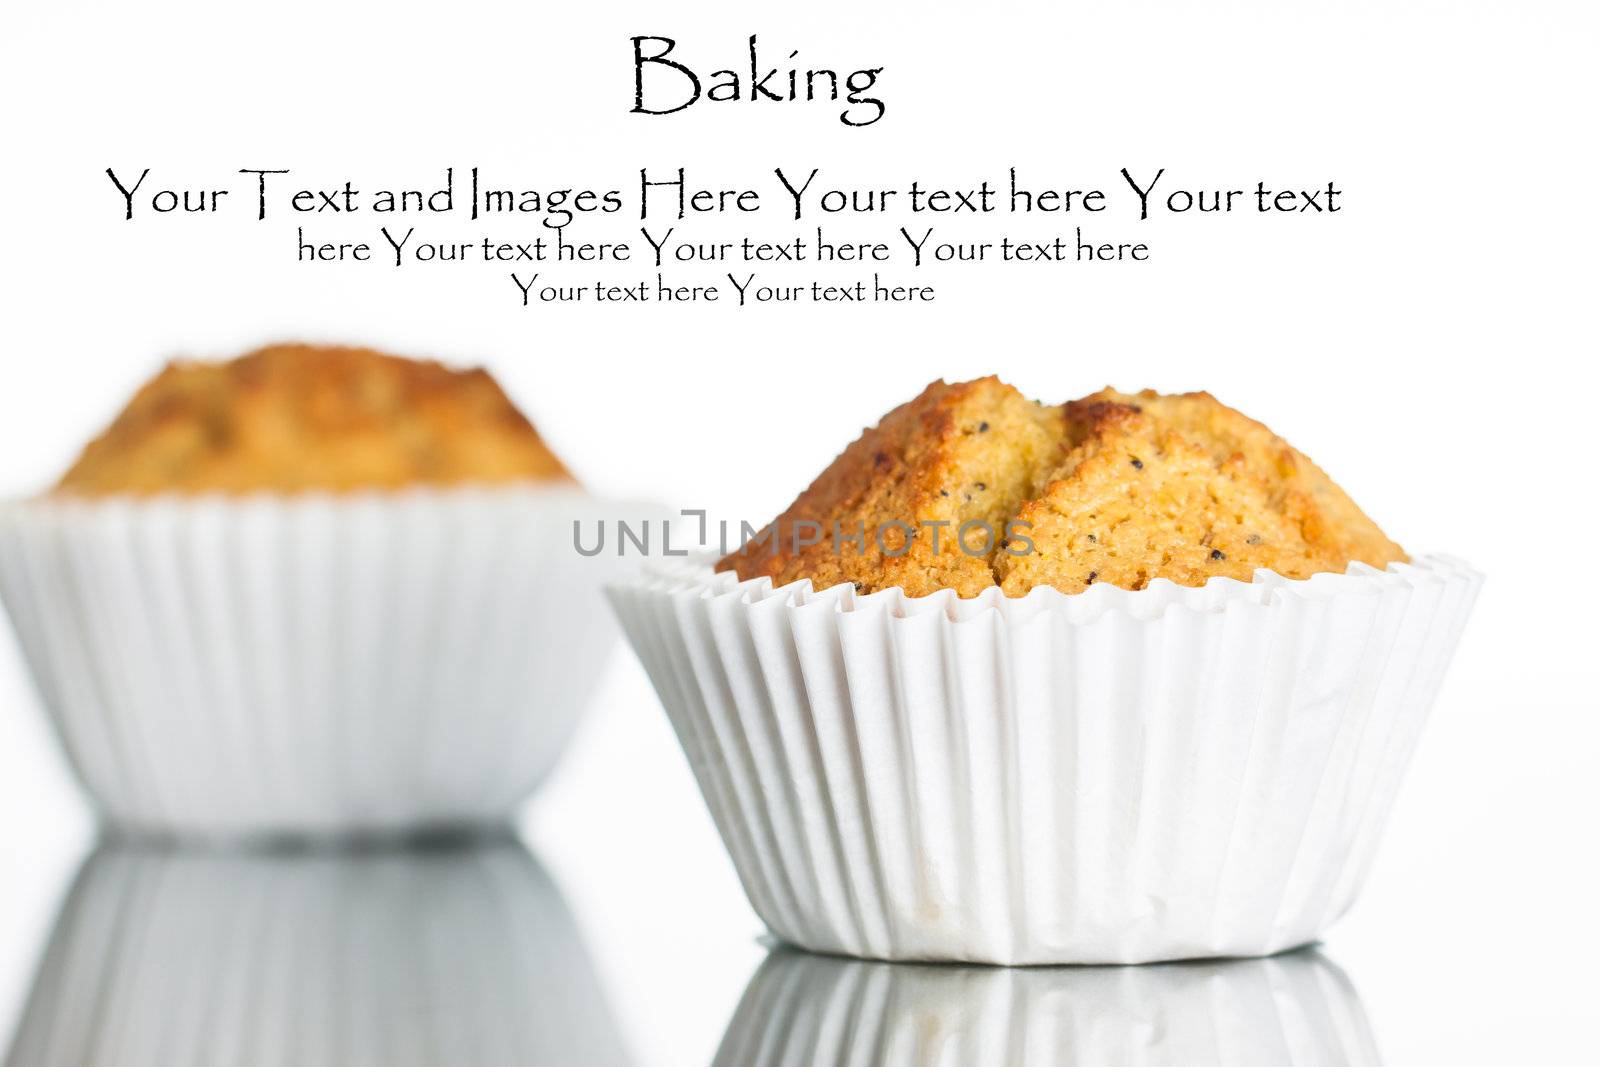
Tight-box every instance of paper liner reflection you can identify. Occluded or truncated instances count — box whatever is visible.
[6,840,629,1067]
[716,946,1381,1066]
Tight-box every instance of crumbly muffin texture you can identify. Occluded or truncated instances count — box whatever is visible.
[718,379,1405,597]
[55,344,572,496]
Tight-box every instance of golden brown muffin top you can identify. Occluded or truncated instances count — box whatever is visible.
[54,344,573,496]
[718,379,1405,597]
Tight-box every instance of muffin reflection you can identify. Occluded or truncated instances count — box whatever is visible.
[5,840,629,1067]
[716,947,1380,1067]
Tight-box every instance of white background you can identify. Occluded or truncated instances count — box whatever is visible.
[1,1,1597,1063]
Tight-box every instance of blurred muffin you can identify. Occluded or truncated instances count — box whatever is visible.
[56,343,571,496]
[719,377,1404,597]
[0,342,626,840]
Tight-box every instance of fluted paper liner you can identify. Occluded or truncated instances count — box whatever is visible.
[609,555,1481,964]
[715,947,1379,1066]
[0,486,639,839]
[5,843,630,1067]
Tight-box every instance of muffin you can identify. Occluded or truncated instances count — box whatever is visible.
[610,377,1480,964]
[0,343,628,839]
[719,377,1406,597]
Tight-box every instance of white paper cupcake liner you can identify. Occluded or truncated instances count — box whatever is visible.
[4,841,630,1067]
[0,486,642,840]
[609,554,1481,964]
[715,947,1379,1066]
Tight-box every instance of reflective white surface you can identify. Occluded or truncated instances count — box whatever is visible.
[717,949,1380,1066]
[0,648,1592,1066]
[5,838,1385,1067]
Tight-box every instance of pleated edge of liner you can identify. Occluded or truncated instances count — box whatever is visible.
[609,553,1482,628]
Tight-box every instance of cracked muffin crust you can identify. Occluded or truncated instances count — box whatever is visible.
[717,379,1405,597]
[54,344,572,496]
